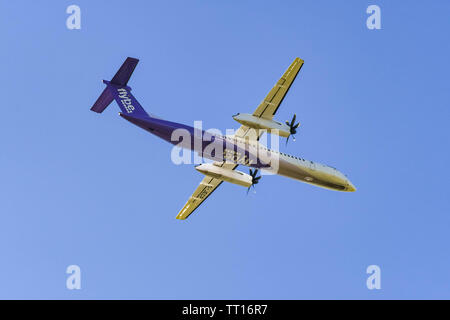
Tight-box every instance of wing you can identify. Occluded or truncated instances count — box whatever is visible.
[253,57,304,120]
[176,58,303,219]
[176,162,237,220]
[235,57,304,140]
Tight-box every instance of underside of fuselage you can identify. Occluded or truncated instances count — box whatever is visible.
[120,113,356,192]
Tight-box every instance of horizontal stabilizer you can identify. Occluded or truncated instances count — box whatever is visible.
[90,87,114,113]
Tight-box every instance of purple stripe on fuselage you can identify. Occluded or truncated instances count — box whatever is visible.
[119,113,270,168]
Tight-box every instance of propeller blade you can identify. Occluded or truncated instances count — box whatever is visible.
[286,114,300,143]
[247,168,262,194]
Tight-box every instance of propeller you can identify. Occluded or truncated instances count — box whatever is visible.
[285,113,300,145]
[247,169,261,194]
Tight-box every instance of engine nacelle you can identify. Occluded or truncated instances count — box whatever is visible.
[232,113,292,138]
[195,163,252,187]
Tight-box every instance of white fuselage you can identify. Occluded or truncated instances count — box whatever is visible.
[270,151,356,192]
[196,134,356,192]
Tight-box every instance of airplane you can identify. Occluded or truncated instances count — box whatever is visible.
[91,57,356,220]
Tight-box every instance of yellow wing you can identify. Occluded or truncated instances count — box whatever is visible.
[176,162,237,220]
[177,58,304,219]
[253,57,304,120]
[235,57,304,139]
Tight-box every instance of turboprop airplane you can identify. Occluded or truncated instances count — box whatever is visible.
[91,57,356,219]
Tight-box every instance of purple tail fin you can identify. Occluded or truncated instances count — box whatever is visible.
[105,81,150,119]
[90,57,149,118]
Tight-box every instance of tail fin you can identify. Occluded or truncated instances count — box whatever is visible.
[90,57,150,119]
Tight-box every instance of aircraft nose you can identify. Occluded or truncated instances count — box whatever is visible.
[346,181,357,192]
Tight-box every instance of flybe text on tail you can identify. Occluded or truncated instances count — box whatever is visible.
[117,88,135,113]
[108,83,150,118]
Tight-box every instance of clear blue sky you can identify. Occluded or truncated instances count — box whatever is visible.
[0,0,449,299]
